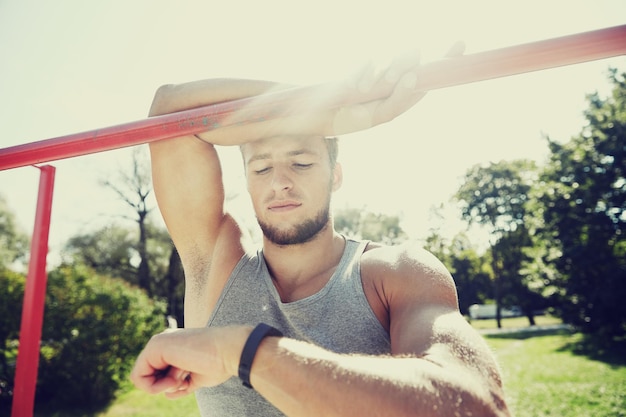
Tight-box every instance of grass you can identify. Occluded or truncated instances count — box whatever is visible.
[27,316,625,417]
[95,388,199,417]
[486,330,626,417]
[468,314,563,330]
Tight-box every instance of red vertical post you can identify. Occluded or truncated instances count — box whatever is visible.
[11,165,56,417]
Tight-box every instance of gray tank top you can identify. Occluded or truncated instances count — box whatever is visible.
[195,237,390,416]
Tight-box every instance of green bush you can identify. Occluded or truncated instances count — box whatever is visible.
[0,265,166,413]
[0,268,25,412]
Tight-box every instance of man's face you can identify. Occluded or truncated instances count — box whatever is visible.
[241,135,342,245]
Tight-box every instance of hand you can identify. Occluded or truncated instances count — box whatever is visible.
[331,41,466,135]
[129,326,250,399]
[179,42,465,144]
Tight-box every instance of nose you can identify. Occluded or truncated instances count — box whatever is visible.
[270,167,293,192]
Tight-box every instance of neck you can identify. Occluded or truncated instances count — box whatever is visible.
[262,227,346,302]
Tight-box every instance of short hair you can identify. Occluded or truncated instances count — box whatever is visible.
[324,136,339,168]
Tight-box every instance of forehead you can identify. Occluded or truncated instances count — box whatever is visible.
[241,135,327,164]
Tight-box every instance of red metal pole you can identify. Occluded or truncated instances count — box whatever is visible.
[11,165,56,417]
[0,25,624,172]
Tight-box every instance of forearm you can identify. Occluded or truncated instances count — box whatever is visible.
[149,78,289,117]
[131,326,508,416]
[146,77,415,146]
[148,78,311,146]
[242,336,507,417]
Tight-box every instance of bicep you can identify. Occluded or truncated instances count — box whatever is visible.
[387,255,502,384]
[386,246,460,355]
[395,304,497,369]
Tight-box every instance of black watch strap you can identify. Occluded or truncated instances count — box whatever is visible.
[238,323,283,389]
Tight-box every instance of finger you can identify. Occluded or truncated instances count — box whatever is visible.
[165,378,195,399]
[165,373,191,393]
[165,385,193,400]
[167,367,190,383]
[164,372,195,399]
[371,71,426,126]
[347,49,421,97]
[132,372,179,394]
[141,368,190,395]
[383,49,421,84]
[332,104,373,135]
[345,59,390,96]
[355,60,380,94]
[444,40,466,58]
[130,357,170,391]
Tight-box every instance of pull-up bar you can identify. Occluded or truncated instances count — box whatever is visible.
[1,24,625,171]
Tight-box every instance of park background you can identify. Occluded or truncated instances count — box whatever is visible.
[0,1,625,416]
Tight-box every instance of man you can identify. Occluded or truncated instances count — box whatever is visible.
[130,54,511,416]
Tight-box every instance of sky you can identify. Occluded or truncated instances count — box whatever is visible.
[0,0,624,263]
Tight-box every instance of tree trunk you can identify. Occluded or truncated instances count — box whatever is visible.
[164,245,184,327]
[137,212,151,296]
[492,247,502,329]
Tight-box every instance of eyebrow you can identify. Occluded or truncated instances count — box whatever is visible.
[246,148,317,164]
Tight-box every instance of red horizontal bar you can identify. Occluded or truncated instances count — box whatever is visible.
[1,24,625,171]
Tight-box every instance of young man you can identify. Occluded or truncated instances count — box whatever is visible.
[130,59,511,416]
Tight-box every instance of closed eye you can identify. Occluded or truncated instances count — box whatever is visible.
[293,163,313,170]
[254,166,272,175]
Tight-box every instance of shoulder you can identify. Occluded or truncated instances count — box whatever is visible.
[356,240,459,337]
[361,242,458,324]
[362,241,448,272]
[361,241,457,305]
[360,242,494,363]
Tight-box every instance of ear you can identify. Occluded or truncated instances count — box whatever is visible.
[331,162,343,192]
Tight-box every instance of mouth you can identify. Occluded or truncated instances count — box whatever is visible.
[268,200,301,211]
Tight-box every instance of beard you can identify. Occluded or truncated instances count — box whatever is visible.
[258,205,331,246]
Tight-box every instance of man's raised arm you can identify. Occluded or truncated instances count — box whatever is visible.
[147,79,291,327]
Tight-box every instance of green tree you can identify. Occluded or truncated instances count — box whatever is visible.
[100,148,154,295]
[37,265,165,411]
[532,69,626,339]
[492,225,546,325]
[63,222,184,324]
[0,199,30,411]
[425,232,492,316]
[63,225,138,283]
[0,268,25,411]
[0,265,166,413]
[148,226,185,325]
[455,159,538,327]
[67,147,185,324]
[0,196,29,268]
[334,207,408,245]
